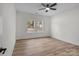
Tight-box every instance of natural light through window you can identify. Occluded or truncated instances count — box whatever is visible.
[27,20,43,33]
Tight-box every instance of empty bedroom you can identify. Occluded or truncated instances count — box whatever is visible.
[13,3,79,56]
[0,3,79,56]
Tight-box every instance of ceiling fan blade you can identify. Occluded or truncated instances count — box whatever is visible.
[47,4,49,7]
[39,8,46,10]
[50,8,56,10]
[41,3,46,7]
[50,3,57,7]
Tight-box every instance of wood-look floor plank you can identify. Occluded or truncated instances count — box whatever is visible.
[13,37,79,56]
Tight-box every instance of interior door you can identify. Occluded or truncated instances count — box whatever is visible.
[0,3,16,56]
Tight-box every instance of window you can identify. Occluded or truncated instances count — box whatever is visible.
[27,20,43,33]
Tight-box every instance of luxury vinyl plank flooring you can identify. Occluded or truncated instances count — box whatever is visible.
[13,37,79,56]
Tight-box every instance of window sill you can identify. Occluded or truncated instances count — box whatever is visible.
[27,31,44,33]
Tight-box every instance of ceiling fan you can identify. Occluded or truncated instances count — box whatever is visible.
[39,3,57,12]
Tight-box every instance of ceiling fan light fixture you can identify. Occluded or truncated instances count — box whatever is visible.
[46,8,50,10]
[39,3,57,12]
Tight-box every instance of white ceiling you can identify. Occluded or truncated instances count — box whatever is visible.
[15,3,79,16]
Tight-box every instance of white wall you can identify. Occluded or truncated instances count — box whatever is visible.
[16,11,51,39]
[51,7,79,45]
[0,4,3,50]
[0,4,16,56]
